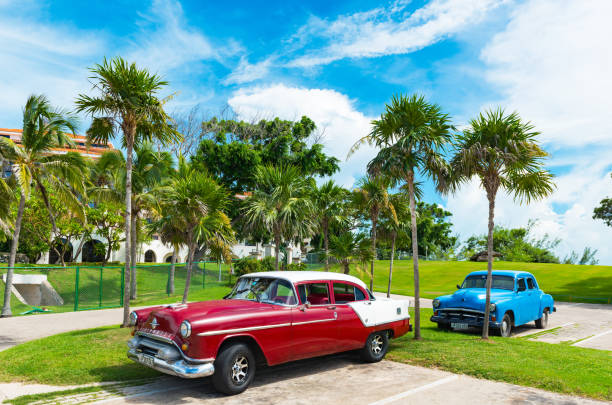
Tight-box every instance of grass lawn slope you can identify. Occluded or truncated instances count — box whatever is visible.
[0,310,610,401]
[359,260,612,303]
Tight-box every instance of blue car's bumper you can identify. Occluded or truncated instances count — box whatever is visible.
[430,308,502,329]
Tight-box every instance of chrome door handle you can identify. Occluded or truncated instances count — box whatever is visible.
[327,306,336,310]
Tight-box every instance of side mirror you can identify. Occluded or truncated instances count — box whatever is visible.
[517,286,526,292]
[456,284,461,289]
[300,301,311,311]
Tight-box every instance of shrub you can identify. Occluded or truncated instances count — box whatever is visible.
[261,256,275,272]
[233,258,262,277]
[287,262,306,271]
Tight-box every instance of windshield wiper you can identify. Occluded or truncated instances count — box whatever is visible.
[233,287,261,302]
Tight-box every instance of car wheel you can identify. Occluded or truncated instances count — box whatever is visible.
[499,313,512,337]
[212,343,256,395]
[361,331,389,363]
[535,309,549,329]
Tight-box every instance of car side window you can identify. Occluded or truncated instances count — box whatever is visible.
[333,282,367,303]
[517,278,527,292]
[527,278,535,290]
[298,283,330,305]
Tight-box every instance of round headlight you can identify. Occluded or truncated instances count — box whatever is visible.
[432,299,440,308]
[180,320,191,338]
[129,311,138,326]
[489,303,497,312]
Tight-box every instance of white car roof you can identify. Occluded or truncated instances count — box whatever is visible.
[242,271,368,290]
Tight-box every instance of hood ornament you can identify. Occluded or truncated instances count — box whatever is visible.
[150,317,159,329]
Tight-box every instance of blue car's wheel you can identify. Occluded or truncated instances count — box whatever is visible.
[499,314,512,337]
[535,309,549,329]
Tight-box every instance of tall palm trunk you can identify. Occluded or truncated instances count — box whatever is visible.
[342,261,350,274]
[323,219,329,271]
[130,213,137,300]
[121,132,133,328]
[168,246,177,294]
[482,191,496,339]
[387,231,396,298]
[182,242,195,304]
[37,182,65,267]
[407,174,421,339]
[1,193,25,317]
[369,213,378,291]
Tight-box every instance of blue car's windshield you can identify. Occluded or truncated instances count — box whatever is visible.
[461,275,515,291]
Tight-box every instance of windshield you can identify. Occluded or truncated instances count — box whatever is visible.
[226,277,298,305]
[461,275,515,291]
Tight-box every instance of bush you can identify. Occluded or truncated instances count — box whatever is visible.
[261,256,275,272]
[287,262,306,271]
[233,258,262,277]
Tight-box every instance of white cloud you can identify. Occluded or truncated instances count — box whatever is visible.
[448,0,612,264]
[228,84,376,187]
[126,0,236,74]
[223,57,273,85]
[287,0,505,68]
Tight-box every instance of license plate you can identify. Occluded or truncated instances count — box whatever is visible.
[140,354,155,367]
[451,322,468,330]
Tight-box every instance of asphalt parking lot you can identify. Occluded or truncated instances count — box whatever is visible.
[31,355,605,405]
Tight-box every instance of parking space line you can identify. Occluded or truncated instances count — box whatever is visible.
[368,375,459,405]
[572,329,612,346]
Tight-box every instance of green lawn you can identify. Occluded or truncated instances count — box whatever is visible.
[352,259,612,304]
[0,310,609,401]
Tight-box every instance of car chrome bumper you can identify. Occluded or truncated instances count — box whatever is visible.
[127,349,214,379]
[430,315,501,329]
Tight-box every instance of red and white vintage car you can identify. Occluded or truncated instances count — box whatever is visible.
[127,271,411,394]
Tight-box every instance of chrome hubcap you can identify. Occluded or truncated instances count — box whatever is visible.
[502,320,508,335]
[231,356,248,383]
[371,335,384,355]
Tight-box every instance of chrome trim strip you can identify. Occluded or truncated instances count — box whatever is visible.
[197,322,292,336]
[292,318,336,326]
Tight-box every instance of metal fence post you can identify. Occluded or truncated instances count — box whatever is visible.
[99,266,103,308]
[120,266,124,307]
[74,266,80,311]
[167,265,170,296]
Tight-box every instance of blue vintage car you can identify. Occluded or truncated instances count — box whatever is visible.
[430,270,556,337]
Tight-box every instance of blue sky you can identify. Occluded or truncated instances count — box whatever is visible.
[1,0,611,263]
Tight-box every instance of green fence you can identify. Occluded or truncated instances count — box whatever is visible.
[0,261,234,314]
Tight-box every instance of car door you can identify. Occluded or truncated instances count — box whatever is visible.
[515,277,538,325]
[526,277,541,320]
[331,281,370,350]
[290,281,339,360]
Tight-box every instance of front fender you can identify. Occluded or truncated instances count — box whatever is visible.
[541,293,555,313]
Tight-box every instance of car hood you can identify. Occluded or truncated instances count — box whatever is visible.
[137,299,285,336]
[437,289,515,311]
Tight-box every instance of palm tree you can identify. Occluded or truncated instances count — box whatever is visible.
[1,95,87,316]
[328,232,372,275]
[352,175,395,291]
[244,165,315,271]
[76,57,181,326]
[92,144,173,299]
[448,108,555,339]
[154,158,234,304]
[312,180,347,270]
[351,94,452,339]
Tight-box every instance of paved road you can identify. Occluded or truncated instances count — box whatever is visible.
[6,355,605,405]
